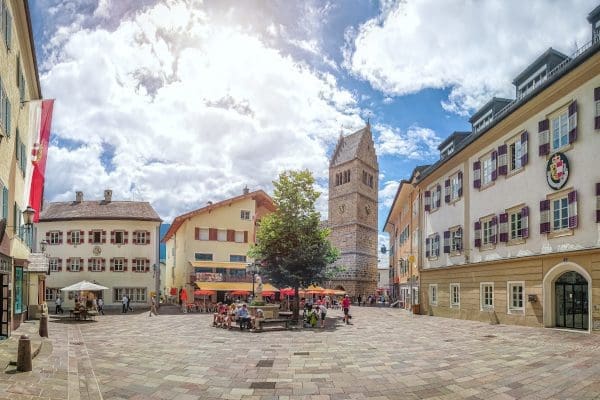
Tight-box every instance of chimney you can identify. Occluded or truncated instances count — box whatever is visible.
[207,201,213,206]
[104,189,112,203]
[75,191,83,203]
[243,186,249,195]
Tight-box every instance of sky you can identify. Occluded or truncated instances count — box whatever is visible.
[29,0,596,266]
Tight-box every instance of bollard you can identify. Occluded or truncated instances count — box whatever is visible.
[39,313,48,338]
[16,335,32,372]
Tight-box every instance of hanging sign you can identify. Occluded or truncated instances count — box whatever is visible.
[546,152,569,190]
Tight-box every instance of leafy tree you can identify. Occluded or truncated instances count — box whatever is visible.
[249,169,339,322]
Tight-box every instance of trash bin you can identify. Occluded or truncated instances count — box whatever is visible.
[412,304,420,315]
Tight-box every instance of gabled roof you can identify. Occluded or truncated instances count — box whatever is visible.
[383,165,429,232]
[39,201,162,222]
[330,125,370,167]
[161,190,275,243]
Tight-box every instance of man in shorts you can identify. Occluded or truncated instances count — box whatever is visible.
[342,295,351,325]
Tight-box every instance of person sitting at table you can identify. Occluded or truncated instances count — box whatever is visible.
[213,302,224,326]
[224,303,237,329]
[237,304,251,330]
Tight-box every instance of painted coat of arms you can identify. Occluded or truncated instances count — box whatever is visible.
[546,152,569,190]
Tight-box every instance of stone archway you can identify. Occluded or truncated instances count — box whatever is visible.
[542,262,592,331]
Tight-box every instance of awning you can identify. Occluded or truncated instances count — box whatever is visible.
[195,281,279,292]
[189,261,247,270]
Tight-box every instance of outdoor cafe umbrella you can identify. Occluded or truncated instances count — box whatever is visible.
[230,290,250,297]
[194,290,216,310]
[60,280,109,292]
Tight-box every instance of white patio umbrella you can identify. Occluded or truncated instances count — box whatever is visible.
[60,280,109,291]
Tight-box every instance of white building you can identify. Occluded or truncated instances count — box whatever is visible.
[39,190,161,309]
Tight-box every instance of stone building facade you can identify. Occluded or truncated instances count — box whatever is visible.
[328,125,379,297]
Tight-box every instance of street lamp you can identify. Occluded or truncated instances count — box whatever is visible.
[246,261,260,298]
[0,205,35,247]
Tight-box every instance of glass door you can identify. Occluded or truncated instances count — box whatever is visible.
[555,271,588,330]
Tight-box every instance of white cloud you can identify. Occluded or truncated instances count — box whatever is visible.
[374,123,442,159]
[41,1,363,221]
[378,180,399,208]
[344,0,592,115]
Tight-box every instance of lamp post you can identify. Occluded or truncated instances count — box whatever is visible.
[246,261,260,298]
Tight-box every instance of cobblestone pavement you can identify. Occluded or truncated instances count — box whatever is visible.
[2,306,600,400]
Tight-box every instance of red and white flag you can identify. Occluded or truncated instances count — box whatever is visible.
[24,99,54,223]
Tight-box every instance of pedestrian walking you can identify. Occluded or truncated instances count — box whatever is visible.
[318,303,327,328]
[149,296,159,317]
[55,297,63,314]
[342,294,351,325]
[127,295,133,312]
[97,298,105,315]
[357,295,362,307]
[122,294,128,313]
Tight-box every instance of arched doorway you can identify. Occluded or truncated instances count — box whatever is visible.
[543,262,591,331]
[555,271,588,330]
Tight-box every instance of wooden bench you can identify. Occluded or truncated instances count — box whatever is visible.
[253,318,290,332]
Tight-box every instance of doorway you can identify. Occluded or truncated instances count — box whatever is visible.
[555,271,588,330]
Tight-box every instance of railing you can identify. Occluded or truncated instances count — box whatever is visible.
[189,274,254,283]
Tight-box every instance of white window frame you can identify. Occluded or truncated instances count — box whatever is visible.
[481,217,493,247]
[550,110,569,151]
[199,228,209,241]
[133,258,146,272]
[480,282,494,310]
[70,230,81,245]
[507,281,525,314]
[49,258,59,272]
[135,230,148,244]
[217,229,227,242]
[429,284,438,306]
[450,173,460,202]
[427,234,438,259]
[234,231,244,243]
[240,210,250,220]
[481,155,493,186]
[431,186,440,211]
[49,231,60,245]
[92,230,102,244]
[114,287,147,303]
[508,135,523,173]
[551,195,569,232]
[90,258,103,272]
[46,288,60,302]
[113,258,124,272]
[70,258,81,272]
[114,230,125,245]
[450,226,462,255]
[509,209,523,241]
[450,283,460,308]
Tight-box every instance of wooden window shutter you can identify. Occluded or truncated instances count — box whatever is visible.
[88,230,93,244]
[443,230,450,254]
[132,231,138,245]
[66,258,70,271]
[490,216,498,244]
[58,231,63,244]
[596,183,600,223]
[66,231,72,245]
[540,200,551,234]
[146,231,151,244]
[123,258,128,272]
[101,230,106,244]
[521,131,529,166]
[435,185,441,209]
[101,258,106,271]
[499,213,508,242]
[444,179,451,204]
[87,259,92,271]
[568,190,578,229]
[435,234,440,257]
[124,231,128,244]
[456,227,463,251]
[145,259,151,272]
[110,231,115,244]
[57,258,62,272]
[594,87,600,130]
[491,150,498,181]
[425,237,430,258]
[244,231,248,243]
[457,171,463,198]
[521,206,529,238]
[110,258,114,271]
[497,144,508,175]
[473,161,481,189]
[45,231,50,241]
[195,227,200,240]
[79,230,84,244]
[227,229,235,242]
[538,119,550,156]
[209,228,217,241]
[424,190,431,212]
[568,101,577,144]
[474,221,481,248]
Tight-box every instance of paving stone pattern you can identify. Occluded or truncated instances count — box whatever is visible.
[1,306,600,399]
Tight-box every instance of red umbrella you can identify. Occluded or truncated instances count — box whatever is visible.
[280,287,295,296]
[261,291,276,297]
[194,290,216,296]
[230,290,250,296]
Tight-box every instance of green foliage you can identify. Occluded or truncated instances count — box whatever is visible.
[250,300,266,306]
[248,169,340,291]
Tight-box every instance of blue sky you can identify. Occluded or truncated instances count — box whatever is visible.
[29,0,595,257]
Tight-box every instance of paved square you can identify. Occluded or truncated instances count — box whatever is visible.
[2,306,600,399]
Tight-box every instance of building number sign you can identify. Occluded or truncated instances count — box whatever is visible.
[546,152,569,190]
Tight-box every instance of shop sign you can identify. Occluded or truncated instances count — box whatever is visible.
[546,152,569,190]
[195,272,223,282]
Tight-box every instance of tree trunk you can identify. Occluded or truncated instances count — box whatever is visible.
[293,286,300,324]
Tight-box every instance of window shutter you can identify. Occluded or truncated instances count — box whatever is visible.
[209,228,217,241]
[123,258,128,272]
[425,238,430,258]
[538,119,550,156]
[473,161,481,189]
[101,230,106,244]
[521,131,529,166]
[145,259,151,272]
[436,185,441,208]
[124,231,128,244]
[474,221,481,248]
[4,8,11,49]
[5,97,10,137]
[57,258,62,272]
[146,231,151,244]
[110,231,115,244]
[424,190,431,212]
[66,258,70,271]
[595,87,600,130]
[497,144,508,175]
[244,231,248,243]
[490,216,498,244]
[499,213,508,242]
[568,190,578,229]
[132,232,138,245]
[521,206,529,238]
[110,258,114,271]
[2,187,8,219]
[540,200,551,234]
[443,230,450,254]
[88,230,93,244]
[195,227,200,240]
[491,151,498,181]
[457,171,463,198]
[87,259,92,271]
[444,179,451,203]
[435,234,440,257]
[58,231,63,244]
[101,258,106,271]
[596,183,600,223]
[568,101,577,144]
[457,227,463,251]
[227,229,235,242]
[66,231,72,245]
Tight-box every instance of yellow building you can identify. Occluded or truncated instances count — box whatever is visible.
[0,0,43,336]
[418,7,600,332]
[162,188,275,302]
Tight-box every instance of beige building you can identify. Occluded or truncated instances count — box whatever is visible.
[162,188,275,302]
[418,7,600,332]
[383,166,428,310]
[328,125,379,298]
[39,191,161,309]
[0,0,43,335]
